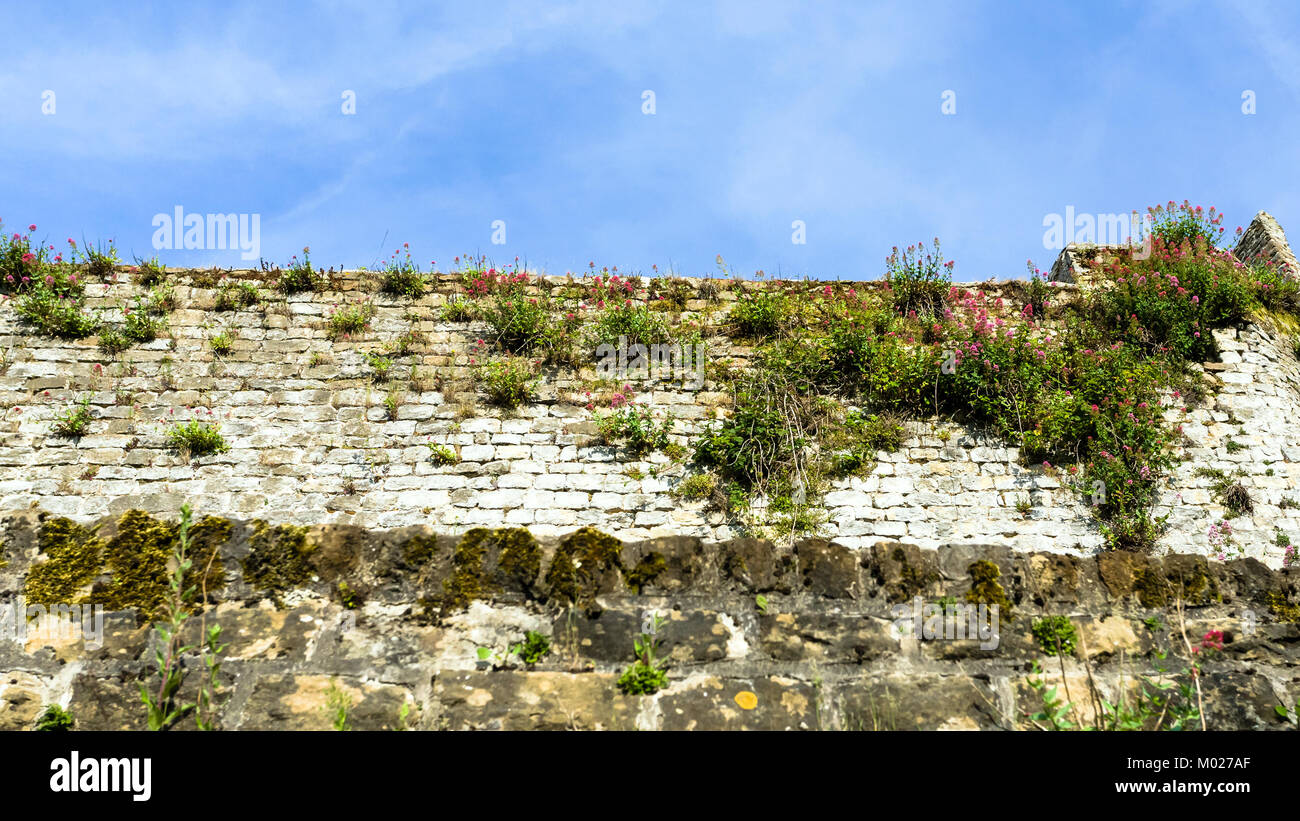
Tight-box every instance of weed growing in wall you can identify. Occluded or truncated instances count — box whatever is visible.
[378,244,427,297]
[51,396,93,438]
[326,300,375,340]
[166,418,230,458]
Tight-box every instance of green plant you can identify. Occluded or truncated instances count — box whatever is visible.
[365,352,393,383]
[97,325,130,355]
[672,473,717,501]
[325,679,352,731]
[755,594,769,615]
[215,279,260,310]
[327,301,375,340]
[51,396,93,438]
[165,419,230,457]
[383,390,402,420]
[730,288,795,338]
[134,256,166,286]
[33,704,75,731]
[138,504,227,730]
[1198,468,1253,518]
[1031,615,1078,656]
[590,301,674,348]
[441,297,476,322]
[337,581,359,609]
[617,613,669,695]
[379,245,426,297]
[209,331,233,356]
[427,444,459,465]
[15,284,100,339]
[81,237,120,279]
[511,631,551,666]
[476,355,539,408]
[885,238,953,318]
[1025,661,1076,730]
[595,405,675,455]
[278,247,320,294]
[122,298,164,343]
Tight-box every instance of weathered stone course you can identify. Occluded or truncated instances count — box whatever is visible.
[1,512,1296,730]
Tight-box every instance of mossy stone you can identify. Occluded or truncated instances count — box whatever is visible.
[241,521,315,603]
[965,559,1014,622]
[23,517,104,607]
[545,526,625,606]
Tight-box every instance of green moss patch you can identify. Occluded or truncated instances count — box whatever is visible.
[965,559,1014,622]
[545,526,625,606]
[625,551,667,594]
[23,517,104,607]
[98,510,231,620]
[442,527,542,611]
[241,521,315,603]
[24,510,231,621]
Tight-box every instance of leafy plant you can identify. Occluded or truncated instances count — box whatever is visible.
[138,504,227,730]
[476,355,539,408]
[34,704,75,731]
[617,613,669,695]
[324,679,352,731]
[122,298,164,343]
[209,331,233,356]
[1031,615,1078,656]
[97,325,130,355]
[885,238,953,318]
[427,444,459,465]
[595,405,675,455]
[51,396,93,438]
[379,245,426,297]
[1025,661,1075,730]
[277,247,320,294]
[327,301,375,340]
[511,631,551,666]
[165,419,230,457]
[365,352,393,383]
[215,279,260,311]
[134,256,166,286]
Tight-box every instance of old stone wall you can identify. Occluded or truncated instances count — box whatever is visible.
[2,214,1300,730]
[0,253,1296,566]
[0,511,1295,730]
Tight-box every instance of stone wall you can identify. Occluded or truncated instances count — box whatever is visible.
[0,216,1296,565]
[0,511,1295,730]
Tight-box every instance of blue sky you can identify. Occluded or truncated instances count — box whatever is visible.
[2,0,1297,281]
